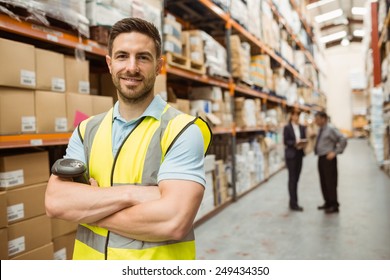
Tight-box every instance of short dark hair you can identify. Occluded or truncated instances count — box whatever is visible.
[290,109,300,115]
[108,17,162,58]
[315,111,328,119]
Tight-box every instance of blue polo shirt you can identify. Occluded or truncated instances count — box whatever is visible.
[64,95,206,187]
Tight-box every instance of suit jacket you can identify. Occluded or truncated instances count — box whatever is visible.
[283,122,306,159]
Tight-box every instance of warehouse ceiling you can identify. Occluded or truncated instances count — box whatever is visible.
[306,0,368,48]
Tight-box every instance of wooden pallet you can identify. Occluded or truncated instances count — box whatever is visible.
[166,52,190,68]
[166,52,206,75]
[189,60,206,75]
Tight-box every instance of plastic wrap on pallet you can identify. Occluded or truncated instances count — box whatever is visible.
[131,0,162,36]
[87,1,128,26]
[246,0,262,40]
[199,31,230,78]
[231,0,248,29]
[0,0,89,37]
[36,0,86,16]
[86,0,161,35]
[212,0,229,11]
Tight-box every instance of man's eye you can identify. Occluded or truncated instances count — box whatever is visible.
[138,55,149,61]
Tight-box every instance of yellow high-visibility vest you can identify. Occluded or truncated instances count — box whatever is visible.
[72,104,212,260]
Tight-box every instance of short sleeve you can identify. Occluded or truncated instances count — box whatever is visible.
[64,128,86,164]
[158,124,206,187]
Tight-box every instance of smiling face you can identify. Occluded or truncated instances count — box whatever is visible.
[105,32,162,105]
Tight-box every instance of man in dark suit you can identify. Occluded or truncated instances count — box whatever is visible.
[283,110,307,211]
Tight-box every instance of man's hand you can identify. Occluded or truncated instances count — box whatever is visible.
[89,178,99,187]
[326,151,336,160]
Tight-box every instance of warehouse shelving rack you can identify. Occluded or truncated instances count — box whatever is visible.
[164,0,325,224]
[376,3,390,177]
[0,0,326,224]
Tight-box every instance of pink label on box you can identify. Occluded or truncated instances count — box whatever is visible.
[73,110,90,127]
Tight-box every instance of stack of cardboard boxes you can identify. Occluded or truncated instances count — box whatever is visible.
[0,37,114,135]
[163,15,182,55]
[234,97,262,129]
[0,151,77,259]
[230,35,251,83]
[187,86,233,129]
[195,154,230,222]
[250,55,274,92]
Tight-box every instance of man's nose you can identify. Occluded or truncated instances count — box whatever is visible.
[124,57,139,73]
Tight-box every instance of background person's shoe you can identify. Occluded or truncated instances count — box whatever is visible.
[317,204,328,210]
[290,205,304,211]
[325,206,339,214]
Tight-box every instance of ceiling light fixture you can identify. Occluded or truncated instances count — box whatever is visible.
[351,7,367,15]
[320,30,347,43]
[315,8,343,23]
[307,0,336,10]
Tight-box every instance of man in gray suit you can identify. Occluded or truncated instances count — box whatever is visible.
[314,111,347,214]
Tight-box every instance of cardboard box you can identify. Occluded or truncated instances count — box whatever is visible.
[35,91,67,133]
[164,35,182,55]
[64,56,90,94]
[66,93,93,131]
[7,215,52,258]
[10,242,54,260]
[91,95,113,115]
[0,87,35,135]
[0,151,50,190]
[0,191,6,228]
[176,99,191,114]
[35,48,65,92]
[51,218,78,239]
[163,16,182,40]
[53,231,76,260]
[6,183,47,224]
[0,228,8,259]
[154,74,167,101]
[187,30,205,52]
[0,38,36,89]
[182,31,205,64]
[189,86,216,101]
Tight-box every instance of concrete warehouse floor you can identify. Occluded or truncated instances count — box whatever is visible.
[195,139,390,260]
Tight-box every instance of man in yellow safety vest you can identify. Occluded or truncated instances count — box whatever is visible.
[45,17,212,260]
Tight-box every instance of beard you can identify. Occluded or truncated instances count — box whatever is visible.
[112,72,156,105]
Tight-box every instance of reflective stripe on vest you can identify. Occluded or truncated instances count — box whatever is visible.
[73,104,212,260]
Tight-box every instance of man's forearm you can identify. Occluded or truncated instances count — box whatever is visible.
[95,180,204,242]
[45,175,160,223]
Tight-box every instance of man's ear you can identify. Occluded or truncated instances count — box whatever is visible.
[156,57,163,75]
[106,55,112,74]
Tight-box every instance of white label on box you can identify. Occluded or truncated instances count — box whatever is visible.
[20,70,36,86]
[0,169,24,188]
[54,248,67,260]
[8,236,26,256]
[212,102,220,112]
[190,37,202,45]
[164,41,174,52]
[55,117,68,132]
[191,52,203,61]
[7,203,25,222]
[79,81,90,94]
[163,25,173,35]
[46,34,59,42]
[30,139,43,146]
[52,77,65,92]
[21,116,36,132]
